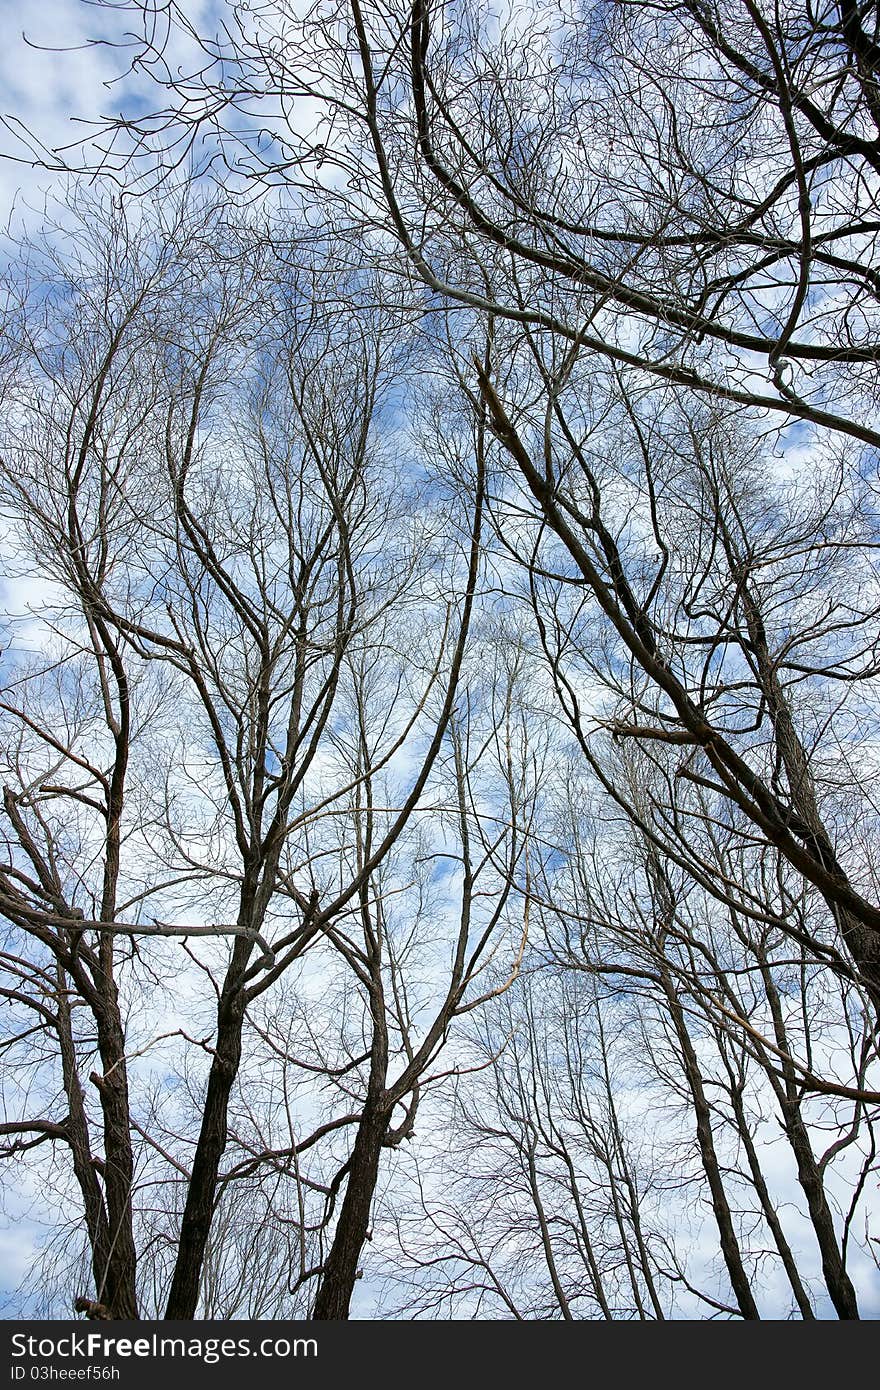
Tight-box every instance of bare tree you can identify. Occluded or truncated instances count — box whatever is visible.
[3,0,880,1321]
[0,188,484,1317]
[67,0,880,1030]
[55,2,880,437]
[533,749,878,1317]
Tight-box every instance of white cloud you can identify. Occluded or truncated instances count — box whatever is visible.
[0,1,226,225]
[0,1,128,221]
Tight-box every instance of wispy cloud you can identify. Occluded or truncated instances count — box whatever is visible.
[0,1,131,218]
[0,1,225,223]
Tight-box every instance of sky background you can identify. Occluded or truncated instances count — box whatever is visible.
[0,0,878,1323]
[1,1,133,221]
[0,1,227,227]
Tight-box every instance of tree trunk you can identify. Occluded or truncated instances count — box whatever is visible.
[726,1075,815,1319]
[56,975,114,1311]
[92,988,139,1319]
[662,973,760,1319]
[164,940,251,1319]
[311,1100,388,1320]
[758,960,860,1319]
[780,1100,860,1319]
[741,581,880,1018]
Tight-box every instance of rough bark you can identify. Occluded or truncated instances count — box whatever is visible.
[55,973,115,1310]
[661,970,761,1319]
[164,937,252,1319]
[91,981,139,1319]
[311,1099,388,1320]
[726,1075,815,1319]
[740,577,880,1018]
[758,959,860,1319]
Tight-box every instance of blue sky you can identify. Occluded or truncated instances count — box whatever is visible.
[1,0,879,1324]
[1,1,129,217]
[0,1,227,225]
